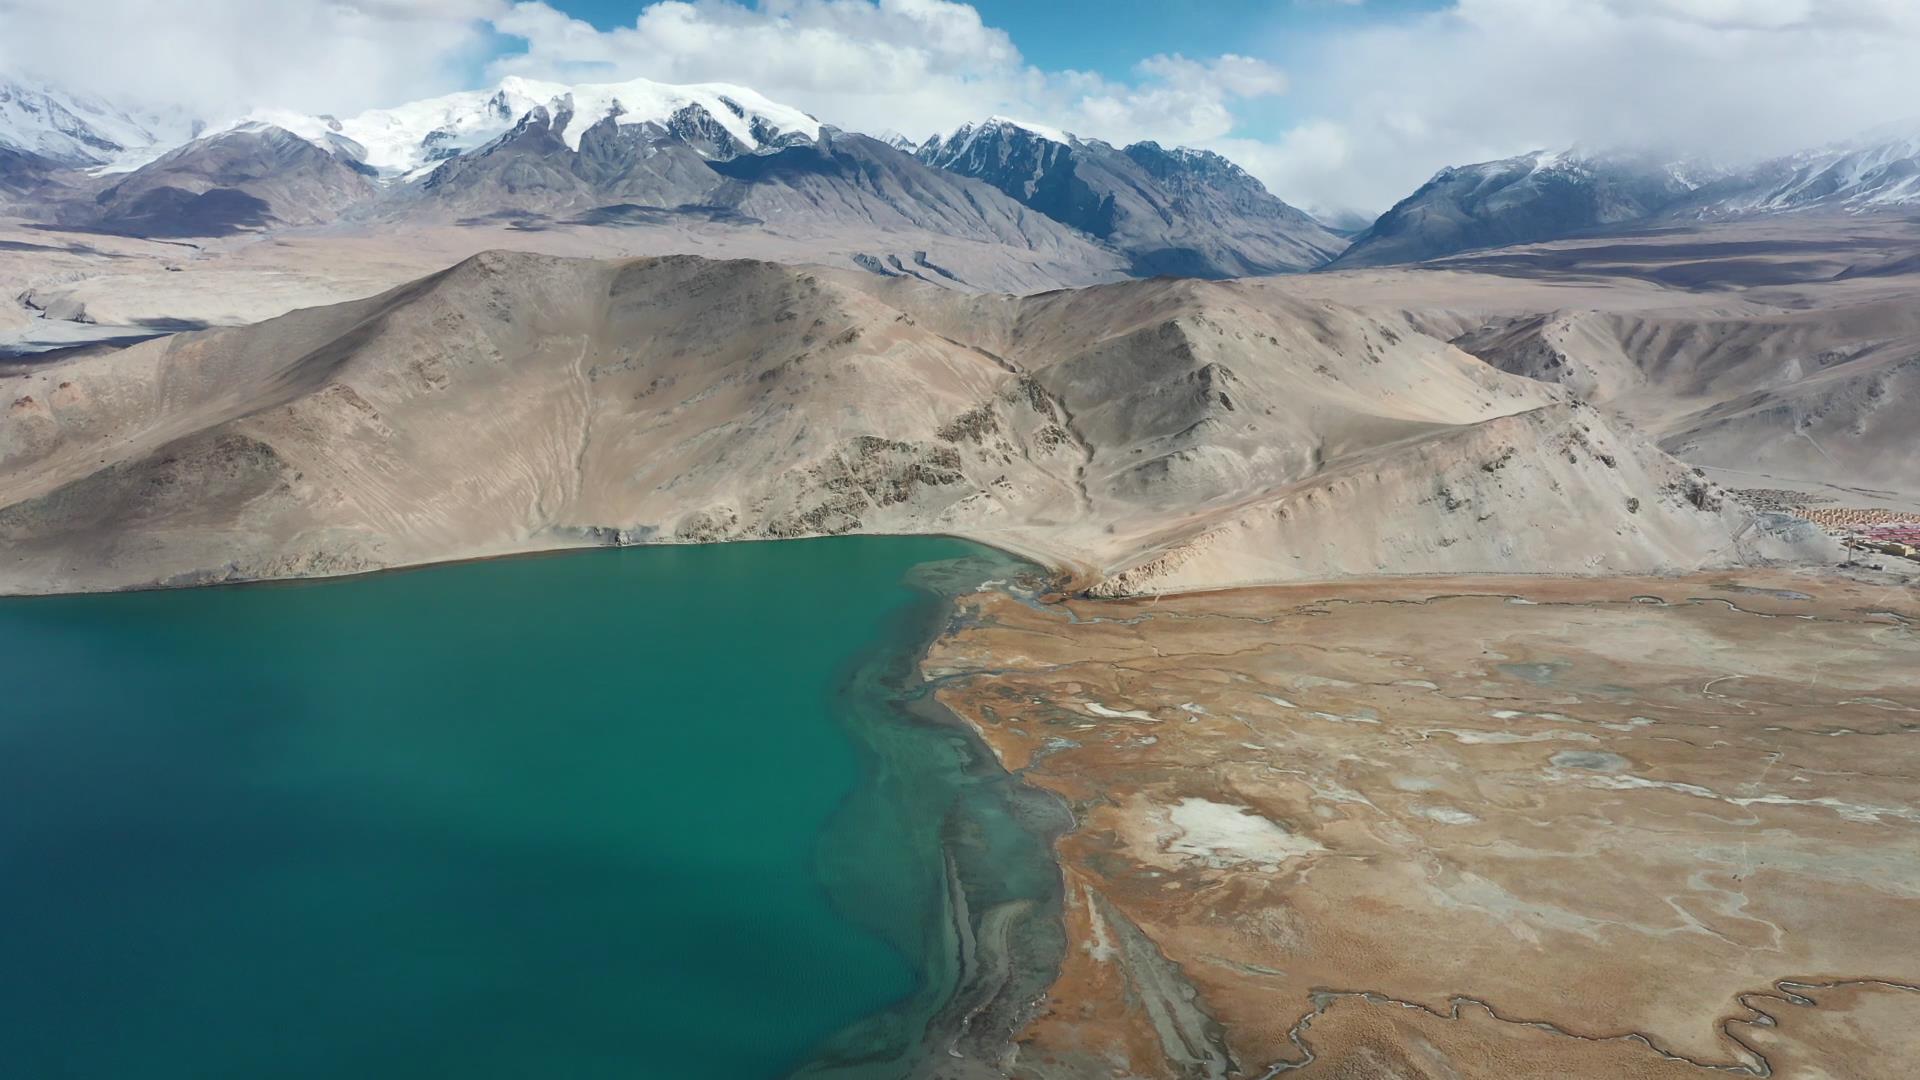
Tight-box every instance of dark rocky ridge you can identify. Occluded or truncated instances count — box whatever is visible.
[917,120,1345,278]
[1331,152,1694,268]
[81,125,379,237]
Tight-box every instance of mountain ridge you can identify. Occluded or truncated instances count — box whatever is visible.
[1335,129,1920,267]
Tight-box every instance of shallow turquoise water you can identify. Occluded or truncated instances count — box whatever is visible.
[0,537,1045,1079]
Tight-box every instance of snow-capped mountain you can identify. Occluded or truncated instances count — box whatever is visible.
[226,75,821,180]
[51,74,833,236]
[13,69,1920,280]
[0,76,199,169]
[54,80,1115,269]
[1693,125,1920,215]
[917,116,1344,277]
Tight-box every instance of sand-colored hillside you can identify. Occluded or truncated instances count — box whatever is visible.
[0,249,1827,595]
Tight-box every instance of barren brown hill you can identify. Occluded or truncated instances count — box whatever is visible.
[0,250,1831,595]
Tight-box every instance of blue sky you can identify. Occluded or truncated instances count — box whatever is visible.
[463,0,1476,186]
[543,0,1445,82]
[515,0,1455,147]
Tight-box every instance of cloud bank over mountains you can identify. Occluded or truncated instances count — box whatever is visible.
[2,0,1916,214]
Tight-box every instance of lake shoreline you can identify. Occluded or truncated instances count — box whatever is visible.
[792,548,1075,1079]
[0,528,1086,600]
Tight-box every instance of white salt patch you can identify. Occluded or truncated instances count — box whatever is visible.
[1081,885,1116,963]
[1178,702,1208,715]
[1416,805,1481,825]
[1494,708,1646,732]
[1166,798,1323,870]
[1435,728,1598,745]
[1261,694,1298,709]
[1086,702,1158,721]
[1577,774,1920,825]
[1309,711,1380,725]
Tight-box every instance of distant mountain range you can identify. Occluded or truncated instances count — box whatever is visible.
[4,73,1919,278]
[1333,133,1920,267]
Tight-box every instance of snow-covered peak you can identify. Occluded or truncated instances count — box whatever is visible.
[929,115,1077,158]
[982,115,1074,144]
[1526,148,1571,172]
[498,75,821,154]
[0,76,200,170]
[1724,127,1920,213]
[208,75,821,180]
[221,85,546,178]
[869,128,920,153]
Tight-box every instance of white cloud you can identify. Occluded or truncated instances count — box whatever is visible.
[3,0,1914,222]
[0,0,505,119]
[487,0,1029,140]
[484,1,1286,149]
[1261,0,1920,213]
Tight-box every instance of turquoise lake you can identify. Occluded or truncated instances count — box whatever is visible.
[0,537,1057,1078]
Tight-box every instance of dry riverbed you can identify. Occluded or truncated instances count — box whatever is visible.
[925,571,1920,1079]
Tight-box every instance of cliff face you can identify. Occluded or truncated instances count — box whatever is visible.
[0,251,1826,595]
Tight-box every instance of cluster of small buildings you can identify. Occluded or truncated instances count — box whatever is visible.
[1778,505,1920,562]
[1833,521,1920,562]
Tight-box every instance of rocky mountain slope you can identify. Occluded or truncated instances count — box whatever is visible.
[0,145,69,203]
[917,117,1344,277]
[0,250,1824,595]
